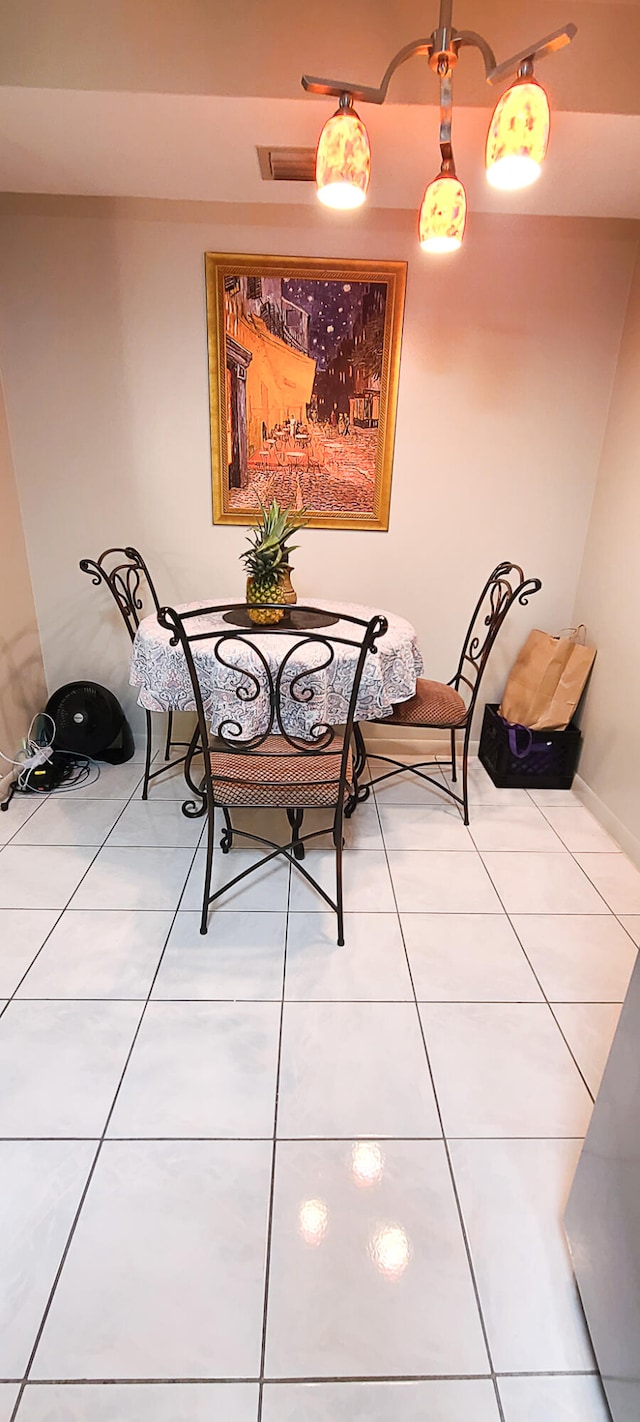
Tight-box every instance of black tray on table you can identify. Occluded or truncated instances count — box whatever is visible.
[222,608,340,631]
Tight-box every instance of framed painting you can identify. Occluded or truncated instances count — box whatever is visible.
[205,252,406,531]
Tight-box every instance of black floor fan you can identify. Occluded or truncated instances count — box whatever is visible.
[46,682,135,763]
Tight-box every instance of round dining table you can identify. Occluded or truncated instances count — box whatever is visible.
[130,597,423,740]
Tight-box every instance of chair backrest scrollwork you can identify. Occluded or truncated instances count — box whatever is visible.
[451,561,542,717]
[79,546,161,643]
[156,602,388,803]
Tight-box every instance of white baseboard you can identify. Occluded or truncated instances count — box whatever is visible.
[363,725,479,758]
[574,774,640,871]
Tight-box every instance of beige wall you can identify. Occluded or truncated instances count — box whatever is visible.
[0,196,636,736]
[572,246,640,862]
[0,370,47,774]
[0,1,637,116]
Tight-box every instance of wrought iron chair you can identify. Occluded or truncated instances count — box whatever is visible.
[79,546,196,799]
[352,562,542,825]
[157,601,388,943]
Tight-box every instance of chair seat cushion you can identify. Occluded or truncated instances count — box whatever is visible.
[210,734,353,808]
[386,678,467,727]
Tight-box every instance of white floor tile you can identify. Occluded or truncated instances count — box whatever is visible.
[575,852,640,914]
[70,847,194,911]
[265,1139,488,1378]
[0,910,60,996]
[403,914,543,1002]
[498,1374,610,1422]
[481,852,607,914]
[288,850,395,914]
[285,912,412,1000]
[16,910,172,1000]
[0,1140,94,1375]
[0,1385,20,1422]
[277,1001,441,1138]
[370,760,451,807]
[15,1384,259,1421]
[451,1138,595,1371]
[182,847,290,914]
[378,805,474,852]
[388,851,502,914]
[152,910,286,1000]
[11,798,127,847]
[0,1000,142,1136]
[262,1379,499,1420]
[133,758,203,801]
[468,805,565,852]
[108,1002,280,1138]
[620,914,640,946]
[541,805,622,853]
[512,914,636,1002]
[443,759,530,807]
[0,846,98,910]
[420,1002,593,1137]
[107,797,204,848]
[69,764,144,800]
[0,794,46,844]
[224,802,383,852]
[309,801,384,850]
[31,1140,271,1379]
[553,1001,622,1096]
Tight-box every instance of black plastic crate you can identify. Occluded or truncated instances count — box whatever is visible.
[478,703,581,790]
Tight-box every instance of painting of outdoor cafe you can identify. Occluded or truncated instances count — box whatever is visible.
[206,253,406,530]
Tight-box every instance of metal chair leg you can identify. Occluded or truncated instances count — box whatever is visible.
[335,812,345,946]
[200,805,215,934]
[164,709,174,761]
[142,709,153,800]
[462,729,471,826]
[287,807,305,861]
[450,728,457,782]
[220,806,234,854]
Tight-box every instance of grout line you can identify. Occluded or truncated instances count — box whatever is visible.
[0,1368,601,1386]
[3,996,625,1006]
[371,791,507,1422]
[0,1136,589,1148]
[256,854,291,1422]
[0,1134,589,1143]
[8,828,204,1422]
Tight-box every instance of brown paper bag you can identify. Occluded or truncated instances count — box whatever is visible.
[499,628,596,731]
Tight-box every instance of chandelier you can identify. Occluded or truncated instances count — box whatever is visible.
[302,0,576,252]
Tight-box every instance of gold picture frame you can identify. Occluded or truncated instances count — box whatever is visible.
[205,252,406,531]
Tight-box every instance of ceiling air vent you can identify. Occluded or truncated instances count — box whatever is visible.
[257,147,316,183]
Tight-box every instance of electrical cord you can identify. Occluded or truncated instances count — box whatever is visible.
[0,710,101,801]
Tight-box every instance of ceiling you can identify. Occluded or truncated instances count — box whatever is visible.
[0,0,639,217]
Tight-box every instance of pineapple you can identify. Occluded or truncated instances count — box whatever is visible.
[241,499,307,624]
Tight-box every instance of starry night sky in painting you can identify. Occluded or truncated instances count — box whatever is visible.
[280,278,366,369]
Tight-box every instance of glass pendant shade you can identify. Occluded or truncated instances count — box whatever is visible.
[485,78,550,191]
[418,172,467,253]
[315,105,371,210]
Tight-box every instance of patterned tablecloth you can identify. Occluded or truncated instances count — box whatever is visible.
[130,598,423,739]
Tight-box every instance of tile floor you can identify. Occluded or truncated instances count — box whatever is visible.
[0,749,636,1420]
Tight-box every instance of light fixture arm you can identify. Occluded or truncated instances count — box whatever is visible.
[485,24,577,84]
[301,36,435,106]
[438,73,454,170]
[301,4,576,103]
